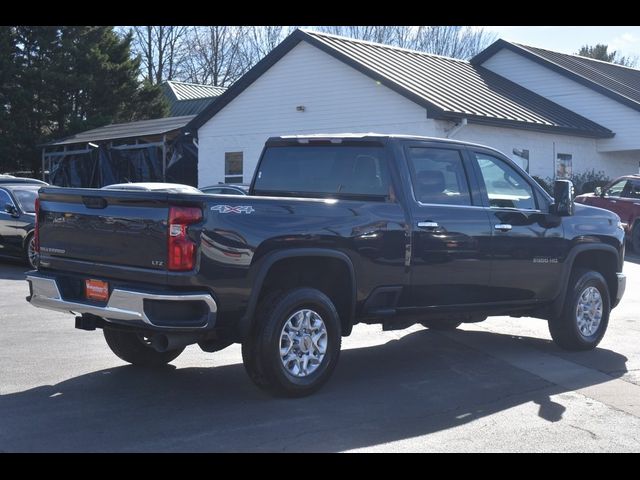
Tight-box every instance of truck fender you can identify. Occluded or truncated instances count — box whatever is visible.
[550,243,620,318]
[238,248,357,340]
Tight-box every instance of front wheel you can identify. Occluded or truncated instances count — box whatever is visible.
[242,288,342,397]
[548,269,610,351]
[103,329,184,367]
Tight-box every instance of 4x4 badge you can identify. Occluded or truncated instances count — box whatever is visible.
[211,205,255,214]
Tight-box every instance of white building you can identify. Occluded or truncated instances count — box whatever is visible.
[189,30,640,187]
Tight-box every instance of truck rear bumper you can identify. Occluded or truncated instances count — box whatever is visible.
[26,273,217,331]
[614,272,626,308]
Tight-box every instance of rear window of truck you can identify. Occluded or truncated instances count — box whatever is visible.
[253,146,391,200]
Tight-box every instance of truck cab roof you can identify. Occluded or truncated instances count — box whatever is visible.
[269,133,497,150]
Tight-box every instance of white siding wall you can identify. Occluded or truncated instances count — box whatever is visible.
[482,49,640,152]
[197,42,433,187]
[197,41,639,187]
[435,121,639,180]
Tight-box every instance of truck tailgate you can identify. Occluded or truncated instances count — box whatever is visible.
[38,188,172,271]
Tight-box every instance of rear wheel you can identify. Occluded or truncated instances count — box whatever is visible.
[103,329,184,367]
[242,288,342,397]
[421,319,462,331]
[24,233,37,269]
[548,269,610,351]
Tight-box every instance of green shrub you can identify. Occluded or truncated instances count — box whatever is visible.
[532,175,553,195]
[531,170,611,196]
[569,169,610,195]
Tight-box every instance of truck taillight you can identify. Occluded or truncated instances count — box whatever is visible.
[168,206,202,271]
[34,197,40,255]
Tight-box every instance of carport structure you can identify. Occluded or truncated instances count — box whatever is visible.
[41,115,198,188]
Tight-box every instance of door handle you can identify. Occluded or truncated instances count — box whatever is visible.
[494,223,512,232]
[417,221,439,229]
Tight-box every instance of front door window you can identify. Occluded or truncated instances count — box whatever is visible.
[475,153,536,210]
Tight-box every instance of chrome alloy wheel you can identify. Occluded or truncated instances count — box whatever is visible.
[576,286,603,337]
[27,236,38,269]
[279,309,328,377]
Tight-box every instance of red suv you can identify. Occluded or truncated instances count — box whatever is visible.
[575,174,640,251]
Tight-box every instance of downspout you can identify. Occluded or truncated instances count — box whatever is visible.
[445,118,468,138]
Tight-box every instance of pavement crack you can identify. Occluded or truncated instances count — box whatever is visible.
[568,423,598,440]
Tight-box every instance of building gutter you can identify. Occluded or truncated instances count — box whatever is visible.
[445,118,468,138]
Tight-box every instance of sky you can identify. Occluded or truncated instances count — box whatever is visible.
[482,26,640,60]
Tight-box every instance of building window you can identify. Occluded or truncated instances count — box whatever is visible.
[512,148,530,173]
[556,153,572,179]
[225,152,243,184]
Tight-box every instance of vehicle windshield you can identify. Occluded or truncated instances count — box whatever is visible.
[12,188,38,213]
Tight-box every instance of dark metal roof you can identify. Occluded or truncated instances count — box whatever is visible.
[472,39,640,113]
[169,98,217,116]
[163,81,226,117]
[188,29,613,138]
[46,115,195,146]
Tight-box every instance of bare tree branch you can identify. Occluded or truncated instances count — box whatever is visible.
[126,26,190,84]
[312,25,495,59]
[180,26,254,87]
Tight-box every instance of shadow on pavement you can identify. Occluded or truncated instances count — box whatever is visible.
[0,329,627,452]
[0,260,28,280]
[625,252,640,265]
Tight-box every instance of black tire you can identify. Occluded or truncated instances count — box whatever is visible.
[548,269,610,351]
[241,288,342,397]
[421,319,462,331]
[24,233,37,269]
[103,329,184,367]
[632,222,640,253]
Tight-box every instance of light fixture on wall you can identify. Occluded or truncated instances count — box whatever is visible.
[296,105,306,112]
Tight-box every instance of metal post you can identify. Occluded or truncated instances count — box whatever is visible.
[162,134,167,181]
[41,149,45,181]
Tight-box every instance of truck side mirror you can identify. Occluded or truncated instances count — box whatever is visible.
[553,180,574,216]
[594,186,603,197]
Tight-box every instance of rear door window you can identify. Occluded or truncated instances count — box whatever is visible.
[625,180,640,199]
[254,145,391,199]
[406,147,472,206]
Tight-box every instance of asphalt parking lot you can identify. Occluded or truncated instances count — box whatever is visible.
[1,256,640,452]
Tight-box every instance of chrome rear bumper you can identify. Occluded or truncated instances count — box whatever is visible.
[26,274,217,330]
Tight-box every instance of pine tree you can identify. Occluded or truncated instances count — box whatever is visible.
[0,26,169,175]
[576,44,636,67]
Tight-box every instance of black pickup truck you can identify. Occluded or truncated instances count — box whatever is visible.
[26,134,626,396]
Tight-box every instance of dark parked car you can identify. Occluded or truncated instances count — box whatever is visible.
[575,174,640,251]
[27,134,626,397]
[0,184,41,268]
[200,184,249,195]
[0,175,47,186]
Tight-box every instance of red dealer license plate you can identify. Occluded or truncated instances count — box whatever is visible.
[85,279,109,302]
